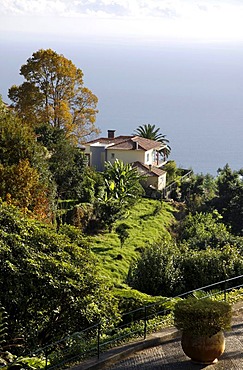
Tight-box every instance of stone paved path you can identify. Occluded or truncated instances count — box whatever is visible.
[106,319,243,370]
[72,304,243,370]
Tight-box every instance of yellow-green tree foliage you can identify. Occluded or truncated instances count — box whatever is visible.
[8,48,100,144]
[0,97,54,220]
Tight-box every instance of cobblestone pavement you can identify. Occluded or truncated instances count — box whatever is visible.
[106,319,243,370]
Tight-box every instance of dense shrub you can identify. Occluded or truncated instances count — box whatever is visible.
[179,246,243,293]
[127,241,182,297]
[0,202,119,351]
[127,238,243,297]
[177,211,234,250]
[113,288,163,314]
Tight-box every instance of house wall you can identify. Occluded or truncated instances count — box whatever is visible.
[144,149,155,165]
[145,173,167,190]
[158,173,167,190]
[90,146,106,171]
[107,148,154,165]
[106,149,145,164]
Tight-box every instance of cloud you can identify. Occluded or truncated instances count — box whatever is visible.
[0,0,215,18]
[1,0,243,41]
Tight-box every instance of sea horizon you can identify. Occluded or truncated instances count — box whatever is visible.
[1,36,243,176]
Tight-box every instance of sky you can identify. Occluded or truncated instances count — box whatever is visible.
[1,1,243,174]
[1,0,243,42]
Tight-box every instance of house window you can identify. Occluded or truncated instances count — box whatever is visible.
[146,153,150,162]
[111,153,115,159]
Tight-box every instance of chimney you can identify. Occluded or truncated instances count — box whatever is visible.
[108,130,116,139]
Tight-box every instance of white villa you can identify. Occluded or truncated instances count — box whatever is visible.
[83,130,167,191]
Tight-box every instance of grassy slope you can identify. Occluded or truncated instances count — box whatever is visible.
[88,198,176,288]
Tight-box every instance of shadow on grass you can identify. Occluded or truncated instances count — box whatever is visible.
[92,246,113,253]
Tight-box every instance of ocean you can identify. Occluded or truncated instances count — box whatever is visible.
[1,36,243,175]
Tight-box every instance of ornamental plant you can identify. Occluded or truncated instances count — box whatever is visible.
[174,298,232,337]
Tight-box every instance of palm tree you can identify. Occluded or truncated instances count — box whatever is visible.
[134,124,171,158]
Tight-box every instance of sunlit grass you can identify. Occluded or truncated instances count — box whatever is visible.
[88,198,175,286]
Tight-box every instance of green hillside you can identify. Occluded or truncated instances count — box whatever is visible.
[88,198,176,287]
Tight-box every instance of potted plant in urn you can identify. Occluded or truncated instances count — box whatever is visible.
[174,297,232,364]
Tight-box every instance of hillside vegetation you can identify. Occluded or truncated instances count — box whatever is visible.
[2,50,243,367]
[88,198,175,285]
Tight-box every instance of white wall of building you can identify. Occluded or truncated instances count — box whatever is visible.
[145,173,167,190]
[106,149,145,164]
[106,148,156,165]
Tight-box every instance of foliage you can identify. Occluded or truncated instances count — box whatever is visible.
[113,288,164,314]
[36,125,104,222]
[178,245,243,293]
[115,223,130,247]
[0,100,36,166]
[64,203,95,232]
[213,164,243,235]
[0,202,119,351]
[0,160,51,220]
[177,211,233,250]
[36,125,104,223]
[103,160,144,207]
[88,199,174,286]
[94,198,125,233]
[0,98,55,220]
[126,203,243,297]
[162,160,178,184]
[174,298,232,336]
[8,48,99,144]
[95,160,144,231]
[180,172,217,212]
[127,240,182,296]
[4,356,47,369]
[177,164,243,237]
[49,141,86,201]
[77,167,104,204]
[0,306,9,366]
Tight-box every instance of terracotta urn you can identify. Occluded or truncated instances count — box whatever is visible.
[181,330,225,364]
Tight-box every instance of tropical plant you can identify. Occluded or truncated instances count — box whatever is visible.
[103,160,144,207]
[94,160,144,232]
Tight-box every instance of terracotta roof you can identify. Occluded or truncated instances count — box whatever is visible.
[87,135,164,151]
[86,136,132,145]
[133,162,166,177]
[131,136,164,151]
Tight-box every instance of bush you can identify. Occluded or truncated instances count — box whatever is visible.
[127,241,182,297]
[0,202,119,352]
[178,246,243,293]
[174,298,232,336]
[113,288,163,314]
[178,212,233,250]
